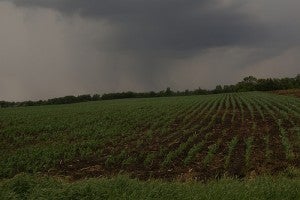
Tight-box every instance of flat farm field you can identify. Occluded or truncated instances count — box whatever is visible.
[1,92,299,182]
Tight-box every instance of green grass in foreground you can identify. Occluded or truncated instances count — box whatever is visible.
[0,173,299,200]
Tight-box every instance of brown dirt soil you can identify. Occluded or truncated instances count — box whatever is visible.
[271,89,300,98]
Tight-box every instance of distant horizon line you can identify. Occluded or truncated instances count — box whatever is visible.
[1,74,299,106]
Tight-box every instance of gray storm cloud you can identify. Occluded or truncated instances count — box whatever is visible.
[0,0,299,101]
[10,0,268,52]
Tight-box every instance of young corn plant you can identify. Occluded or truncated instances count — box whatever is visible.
[221,95,230,123]
[162,133,198,168]
[105,155,116,168]
[105,150,127,167]
[203,139,221,167]
[203,96,225,132]
[253,97,295,161]
[224,136,238,169]
[183,141,205,165]
[230,95,237,123]
[245,137,253,169]
[236,96,245,124]
[248,96,265,121]
[263,134,272,163]
[143,152,156,167]
[122,156,137,167]
[239,95,254,121]
[278,124,295,161]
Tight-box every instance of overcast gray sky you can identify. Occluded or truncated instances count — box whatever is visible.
[0,0,299,101]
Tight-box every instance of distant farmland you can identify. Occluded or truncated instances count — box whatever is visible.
[0,92,299,181]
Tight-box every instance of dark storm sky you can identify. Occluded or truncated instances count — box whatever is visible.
[0,0,299,101]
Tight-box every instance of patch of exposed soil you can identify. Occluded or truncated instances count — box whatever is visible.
[271,89,300,98]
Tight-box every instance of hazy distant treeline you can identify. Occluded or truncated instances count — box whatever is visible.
[1,75,299,108]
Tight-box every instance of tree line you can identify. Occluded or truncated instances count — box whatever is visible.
[1,75,299,108]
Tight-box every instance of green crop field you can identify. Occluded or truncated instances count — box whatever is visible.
[1,92,300,199]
